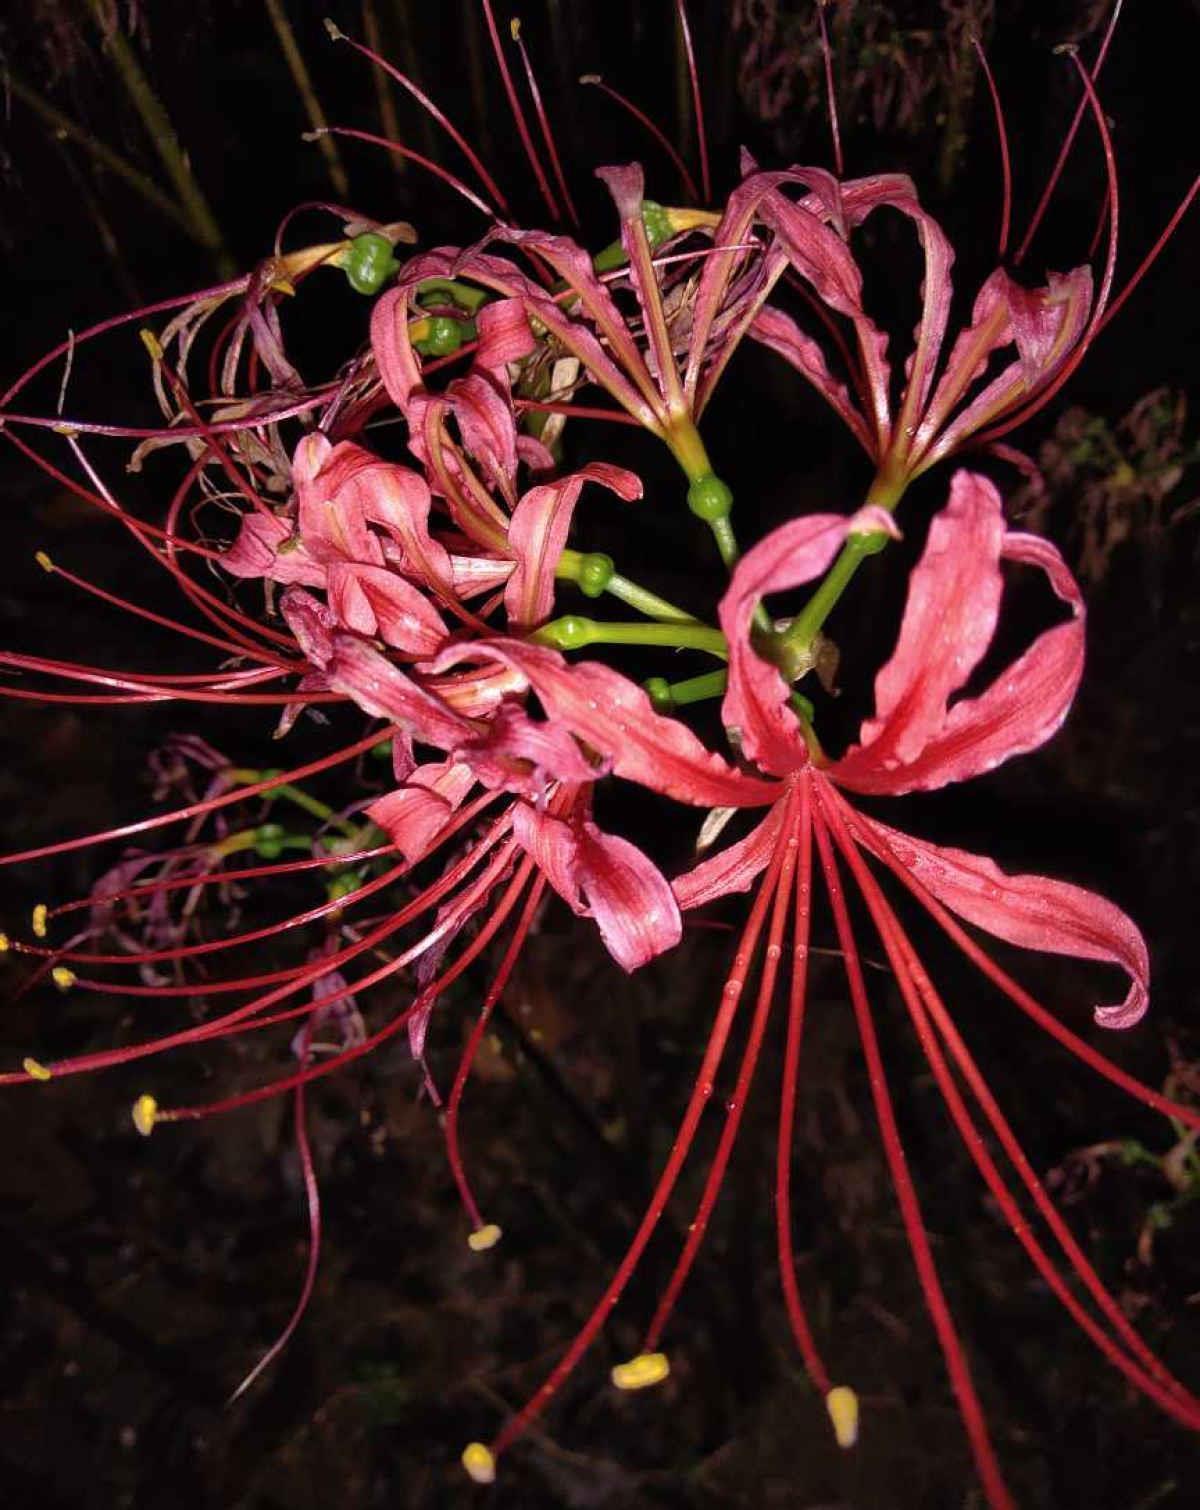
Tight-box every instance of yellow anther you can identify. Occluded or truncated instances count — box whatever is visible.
[23,1057,53,1081]
[611,1352,670,1391]
[825,1385,859,1449]
[467,1223,502,1253]
[0,932,9,954]
[461,1441,496,1484]
[132,1094,158,1137]
[32,904,48,938]
[269,278,296,297]
[35,550,55,573]
[51,966,76,991]
[509,17,522,41]
[139,329,163,362]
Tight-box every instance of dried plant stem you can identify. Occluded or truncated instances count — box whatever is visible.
[265,0,350,198]
[86,0,233,276]
[7,72,192,234]
[360,0,405,180]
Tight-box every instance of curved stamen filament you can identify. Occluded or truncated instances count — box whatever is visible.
[812,802,1015,1510]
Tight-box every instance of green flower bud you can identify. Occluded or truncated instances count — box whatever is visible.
[641,200,673,249]
[687,473,733,522]
[344,232,398,295]
[422,316,463,356]
[577,552,616,598]
[643,676,674,713]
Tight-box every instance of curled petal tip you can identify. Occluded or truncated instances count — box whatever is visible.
[461,1441,496,1484]
[611,1351,670,1391]
[825,1384,859,1448]
[1094,981,1149,1031]
[467,1223,503,1252]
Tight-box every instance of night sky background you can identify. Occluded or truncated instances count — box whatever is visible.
[2,3,1199,1507]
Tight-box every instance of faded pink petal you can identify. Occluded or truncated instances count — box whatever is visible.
[848,801,1149,1028]
[672,807,784,910]
[834,474,1085,794]
[366,760,475,864]
[505,462,642,627]
[512,805,681,971]
[446,370,519,497]
[452,700,599,796]
[293,434,384,565]
[719,507,898,776]
[222,510,325,587]
[371,285,425,410]
[325,562,448,657]
[476,297,538,369]
[428,639,779,809]
[596,163,681,401]
[750,303,873,453]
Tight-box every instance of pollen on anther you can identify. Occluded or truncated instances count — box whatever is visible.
[32,904,48,938]
[139,329,164,363]
[461,1441,496,1484]
[23,1057,53,1081]
[611,1351,671,1391]
[35,551,54,573]
[467,1223,503,1252]
[51,966,76,991]
[0,932,10,954]
[825,1384,860,1449]
[132,1094,159,1137]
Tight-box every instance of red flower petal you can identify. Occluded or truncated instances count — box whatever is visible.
[719,508,898,776]
[849,802,1148,1028]
[672,807,784,910]
[834,473,1084,794]
[325,562,448,657]
[366,761,475,864]
[505,462,642,628]
[512,805,682,971]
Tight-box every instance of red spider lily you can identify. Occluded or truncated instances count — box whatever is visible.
[453,471,1200,1506]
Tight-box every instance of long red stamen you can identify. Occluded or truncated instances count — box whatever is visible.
[484,819,792,1466]
[971,34,1012,259]
[325,22,511,216]
[815,1,844,179]
[510,19,579,228]
[315,126,496,217]
[774,780,832,1393]
[1013,0,1123,266]
[673,0,711,204]
[444,866,545,1232]
[824,792,1200,1431]
[642,788,801,1350]
[813,801,1015,1510]
[480,0,561,221]
[579,76,700,202]
[1095,175,1200,336]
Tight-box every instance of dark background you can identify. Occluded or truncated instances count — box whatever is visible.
[2,3,1199,1506]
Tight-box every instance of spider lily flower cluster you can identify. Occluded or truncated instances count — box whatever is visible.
[2,4,1197,1504]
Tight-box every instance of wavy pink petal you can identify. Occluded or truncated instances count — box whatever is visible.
[834,475,1085,794]
[512,805,681,971]
[505,462,642,627]
[452,700,599,797]
[476,297,538,369]
[672,807,784,910]
[847,800,1148,1028]
[325,563,448,657]
[446,370,519,497]
[293,434,384,565]
[719,507,898,776]
[366,760,475,864]
[427,639,779,808]
[222,510,325,588]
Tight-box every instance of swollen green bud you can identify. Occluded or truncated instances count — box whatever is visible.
[422,316,463,356]
[255,821,287,861]
[687,472,733,522]
[643,676,674,713]
[577,552,616,598]
[343,232,398,295]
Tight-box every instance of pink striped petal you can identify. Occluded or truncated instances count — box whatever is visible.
[719,508,898,776]
[672,807,784,910]
[505,462,642,627]
[834,474,1085,794]
[366,760,475,864]
[222,510,325,587]
[452,700,598,796]
[850,804,1148,1028]
[476,297,538,369]
[325,563,447,657]
[427,639,780,809]
[512,805,681,971]
[446,370,519,496]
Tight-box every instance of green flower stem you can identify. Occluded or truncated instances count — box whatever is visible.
[533,616,727,658]
[226,769,359,839]
[415,277,489,314]
[556,549,699,624]
[668,668,728,706]
[776,466,909,669]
